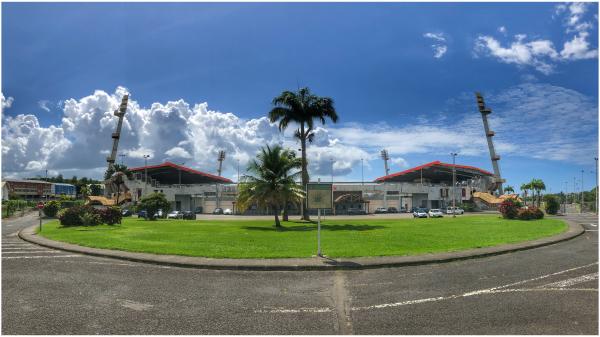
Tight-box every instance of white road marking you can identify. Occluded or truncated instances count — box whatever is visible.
[590,224,597,227]
[351,262,598,311]
[254,307,333,314]
[2,250,61,254]
[585,230,598,232]
[2,255,82,259]
[2,247,52,250]
[538,273,598,289]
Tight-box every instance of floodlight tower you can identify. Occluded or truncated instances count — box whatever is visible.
[475,92,504,195]
[106,94,129,172]
[381,149,390,208]
[216,150,226,209]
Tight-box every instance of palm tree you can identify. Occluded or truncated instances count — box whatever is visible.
[269,87,338,221]
[530,178,546,207]
[282,151,302,221]
[237,145,305,227]
[504,185,515,194]
[520,182,532,205]
[104,164,132,205]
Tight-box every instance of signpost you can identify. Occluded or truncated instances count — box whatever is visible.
[306,180,333,257]
[37,202,44,231]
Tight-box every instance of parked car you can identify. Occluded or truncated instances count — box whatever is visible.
[182,211,195,220]
[213,208,223,215]
[428,209,444,218]
[413,208,428,218]
[137,210,147,218]
[347,208,367,215]
[223,208,233,215]
[167,210,182,219]
[121,209,132,217]
[399,207,407,213]
[194,207,203,214]
[374,207,388,214]
[387,207,398,213]
[445,207,465,215]
[154,209,164,218]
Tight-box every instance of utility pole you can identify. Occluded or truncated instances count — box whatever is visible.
[143,155,150,198]
[330,158,334,183]
[581,169,584,214]
[381,150,390,208]
[563,181,568,214]
[361,158,364,186]
[451,152,458,217]
[216,150,226,209]
[475,93,504,194]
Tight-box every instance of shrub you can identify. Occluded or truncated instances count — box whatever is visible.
[459,202,476,212]
[517,207,544,220]
[43,200,61,217]
[498,198,521,219]
[80,211,102,226]
[98,206,122,225]
[138,193,171,221]
[544,195,560,215]
[58,205,98,227]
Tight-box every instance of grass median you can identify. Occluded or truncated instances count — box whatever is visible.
[38,215,567,259]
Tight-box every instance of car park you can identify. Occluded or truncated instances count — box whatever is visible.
[182,211,195,220]
[428,209,444,218]
[387,207,398,213]
[445,206,464,215]
[213,208,224,215]
[374,207,388,214]
[413,208,428,218]
[167,210,182,219]
[223,208,233,215]
[347,208,367,215]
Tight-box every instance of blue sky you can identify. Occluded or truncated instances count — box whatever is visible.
[2,2,598,194]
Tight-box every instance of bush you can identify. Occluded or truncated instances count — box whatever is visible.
[138,193,171,221]
[58,205,98,227]
[517,207,544,220]
[98,206,122,225]
[43,200,61,217]
[459,202,477,212]
[80,211,102,226]
[544,195,560,215]
[498,198,522,219]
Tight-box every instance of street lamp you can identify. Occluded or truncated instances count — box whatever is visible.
[143,154,151,197]
[330,158,334,183]
[450,152,458,217]
[361,158,364,186]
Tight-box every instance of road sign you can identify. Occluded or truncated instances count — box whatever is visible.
[37,202,44,209]
[306,183,333,210]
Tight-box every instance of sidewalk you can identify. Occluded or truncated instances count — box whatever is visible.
[19,218,584,271]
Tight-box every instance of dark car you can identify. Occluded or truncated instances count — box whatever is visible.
[182,211,195,220]
[387,207,398,213]
[122,209,132,217]
[194,206,203,214]
[347,208,367,215]
[137,210,147,218]
[213,208,224,215]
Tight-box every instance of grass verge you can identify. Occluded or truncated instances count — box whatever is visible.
[38,215,567,259]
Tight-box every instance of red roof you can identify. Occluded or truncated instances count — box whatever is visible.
[128,162,232,183]
[374,161,494,182]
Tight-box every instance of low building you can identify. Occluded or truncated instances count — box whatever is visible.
[119,160,496,214]
[51,183,76,198]
[2,179,52,200]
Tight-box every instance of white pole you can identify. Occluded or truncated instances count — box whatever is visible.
[317,178,322,257]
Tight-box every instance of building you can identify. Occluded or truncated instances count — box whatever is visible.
[52,183,77,198]
[118,160,496,214]
[1,179,52,200]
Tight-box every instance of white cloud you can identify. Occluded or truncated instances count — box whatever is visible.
[38,100,51,112]
[165,146,192,159]
[1,93,14,110]
[390,157,409,169]
[498,26,507,34]
[423,32,448,58]
[560,31,598,60]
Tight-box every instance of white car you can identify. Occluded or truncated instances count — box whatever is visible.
[428,209,444,218]
[223,208,233,215]
[167,210,182,219]
[445,207,464,215]
[413,209,428,218]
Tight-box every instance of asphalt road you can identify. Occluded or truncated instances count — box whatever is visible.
[2,212,597,334]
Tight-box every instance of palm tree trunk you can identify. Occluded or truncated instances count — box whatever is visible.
[300,124,310,221]
[282,200,289,221]
[274,205,281,227]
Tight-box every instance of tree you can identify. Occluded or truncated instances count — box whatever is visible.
[80,185,91,199]
[90,184,103,196]
[544,195,560,215]
[104,164,132,181]
[282,150,302,221]
[503,185,515,194]
[520,182,532,205]
[530,178,546,207]
[236,145,305,227]
[138,193,171,220]
[269,87,338,221]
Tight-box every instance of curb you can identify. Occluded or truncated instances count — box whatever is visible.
[19,218,585,271]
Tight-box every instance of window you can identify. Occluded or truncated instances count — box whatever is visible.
[462,188,466,197]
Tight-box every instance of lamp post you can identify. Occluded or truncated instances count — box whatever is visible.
[330,158,334,183]
[450,152,458,217]
[580,169,584,214]
[143,154,150,197]
[361,158,364,186]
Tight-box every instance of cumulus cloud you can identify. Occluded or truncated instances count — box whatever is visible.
[1,93,14,110]
[423,32,448,58]
[475,2,597,74]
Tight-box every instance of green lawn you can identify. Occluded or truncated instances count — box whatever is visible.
[38,215,567,259]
